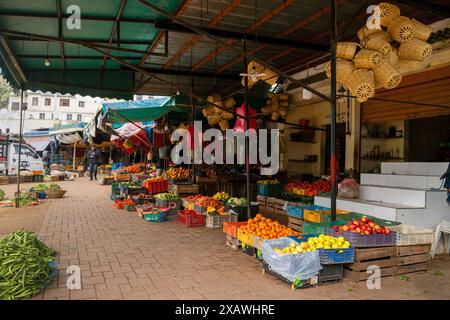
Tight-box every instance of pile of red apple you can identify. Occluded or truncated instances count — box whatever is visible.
[332,216,391,235]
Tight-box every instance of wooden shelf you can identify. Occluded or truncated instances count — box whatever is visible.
[361,158,404,161]
[361,136,403,140]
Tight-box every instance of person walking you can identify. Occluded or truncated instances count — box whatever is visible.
[87,146,100,181]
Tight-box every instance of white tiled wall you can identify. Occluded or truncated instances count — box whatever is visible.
[358,186,426,207]
[381,162,449,176]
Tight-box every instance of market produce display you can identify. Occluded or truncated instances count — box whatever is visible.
[0,189,5,201]
[29,183,61,192]
[239,214,299,239]
[334,216,392,235]
[0,230,56,300]
[154,193,179,200]
[184,195,207,203]
[163,166,191,181]
[274,235,350,254]
[116,163,145,174]
[285,180,331,195]
[226,197,248,206]
[257,179,280,185]
[213,191,230,202]
[18,192,39,207]
[198,197,223,209]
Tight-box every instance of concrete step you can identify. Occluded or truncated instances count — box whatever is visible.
[361,173,444,190]
[315,189,449,229]
[358,185,426,207]
[381,162,449,176]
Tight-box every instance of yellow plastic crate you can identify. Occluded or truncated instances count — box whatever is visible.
[304,209,351,223]
[237,228,254,246]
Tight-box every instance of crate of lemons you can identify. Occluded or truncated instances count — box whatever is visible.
[274,235,351,255]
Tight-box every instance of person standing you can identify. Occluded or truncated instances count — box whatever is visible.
[42,149,51,175]
[87,146,100,181]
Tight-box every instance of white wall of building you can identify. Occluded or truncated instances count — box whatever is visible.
[0,91,121,134]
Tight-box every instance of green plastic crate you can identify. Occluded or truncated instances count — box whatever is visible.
[302,220,347,235]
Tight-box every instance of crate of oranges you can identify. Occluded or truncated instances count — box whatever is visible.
[238,214,299,250]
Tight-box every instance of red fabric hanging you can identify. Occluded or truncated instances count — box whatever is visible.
[233,102,257,132]
[153,132,165,147]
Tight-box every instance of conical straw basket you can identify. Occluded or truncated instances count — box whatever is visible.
[387,47,399,65]
[357,26,379,41]
[362,37,392,57]
[388,16,414,43]
[347,69,375,103]
[398,38,432,61]
[378,2,401,27]
[411,19,432,41]
[373,60,402,89]
[337,42,361,60]
[397,57,430,74]
[326,59,355,85]
[354,49,383,69]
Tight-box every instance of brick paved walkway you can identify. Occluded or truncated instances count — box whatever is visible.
[1,178,450,300]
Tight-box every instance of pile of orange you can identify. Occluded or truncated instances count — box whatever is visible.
[239,214,299,240]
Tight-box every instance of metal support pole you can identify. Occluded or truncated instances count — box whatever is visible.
[330,0,338,222]
[15,89,24,208]
[243,39,251,219]
[72,142,77,171]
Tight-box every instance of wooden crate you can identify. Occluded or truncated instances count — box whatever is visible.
[394,244,431,275]
[344,267,394,282]
[169,183,199,195]
[396,244,431,257]
[0,176,9,185]
[344,246,396,282]
[265,197,286,215]
[288,216,303,233]
[394,262,431,275]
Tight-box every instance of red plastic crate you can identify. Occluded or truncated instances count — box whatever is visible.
[114,200,125,209]
[178,209,206,227]
[145,179,169,194]
[223,221,247,238]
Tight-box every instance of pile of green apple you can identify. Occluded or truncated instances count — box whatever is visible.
[154,193,179,200]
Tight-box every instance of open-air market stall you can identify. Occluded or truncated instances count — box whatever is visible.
[1,0,450,299]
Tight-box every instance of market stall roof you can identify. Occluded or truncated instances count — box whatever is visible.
[23,137,51,152]
[49,122,86,135]
[102,95,191,124]
[2,1,447,100]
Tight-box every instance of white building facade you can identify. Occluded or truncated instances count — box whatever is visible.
[0,91,110,134]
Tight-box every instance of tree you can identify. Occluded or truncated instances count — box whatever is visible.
[0,76,12,109]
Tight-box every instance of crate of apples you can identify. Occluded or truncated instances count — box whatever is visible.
[335,216,391,235]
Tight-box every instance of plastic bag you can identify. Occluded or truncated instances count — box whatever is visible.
[338,178,359,199]
[262,237,322,282]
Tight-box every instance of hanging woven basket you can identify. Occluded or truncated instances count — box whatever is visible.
[387,47,399,65]
[362,37,392,57]
[336,42,361,60]
[373,60,402,89]
[357,26,380,41]
[388,16,414,43]
[207,114,221,126]
[398,38,432,61]
[411,19,433,41]
[326,59,355,85]
[347,69,375,103]
[224,97,236,109]
[397,57,430,74]
[354,49,383,69]
[378,2,401,27]
[218,119,229,131]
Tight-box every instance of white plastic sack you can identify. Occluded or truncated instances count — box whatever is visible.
[262,237,322,282]
[338,178,359,199]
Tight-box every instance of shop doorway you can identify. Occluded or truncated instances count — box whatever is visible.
[406,115,450,162]
[324,123,346,176]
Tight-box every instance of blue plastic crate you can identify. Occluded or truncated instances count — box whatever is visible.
[143,211,168,222]
[318,248,355,265]
[257,183,282,197]
[288,234,318,242]
[286,205,326,219]
[110,194,124,201]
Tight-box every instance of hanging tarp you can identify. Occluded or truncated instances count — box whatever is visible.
[24,138,51,152]
[102,95,193,125]
[110,122,151,152]
[49,123,86,135]
[56,132,82,145]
